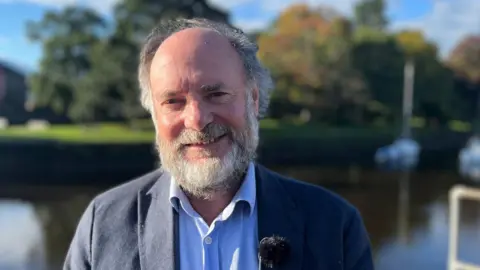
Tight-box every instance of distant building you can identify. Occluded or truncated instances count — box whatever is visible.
[0,61,29,124]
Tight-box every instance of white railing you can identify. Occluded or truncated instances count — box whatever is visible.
[448,185,480,270]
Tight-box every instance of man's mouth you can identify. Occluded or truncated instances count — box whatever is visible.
[186,134,227,147]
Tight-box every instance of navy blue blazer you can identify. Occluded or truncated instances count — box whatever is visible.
[64,163,374,270]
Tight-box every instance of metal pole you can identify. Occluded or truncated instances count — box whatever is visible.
[402,59,415,138]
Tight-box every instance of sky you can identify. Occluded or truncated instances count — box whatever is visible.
[0,0,479,72]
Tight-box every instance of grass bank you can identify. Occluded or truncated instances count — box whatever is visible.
[0,119,403,144]
[0,123,154,144]
[0,119,472,185]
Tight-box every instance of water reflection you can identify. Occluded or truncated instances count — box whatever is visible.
[397,172,410,245]
[0,200,46,270]
[1,168,480,270]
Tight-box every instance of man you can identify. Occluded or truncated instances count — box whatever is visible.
[64,18,374,270]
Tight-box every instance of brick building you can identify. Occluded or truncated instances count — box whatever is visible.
[0,61,28,124]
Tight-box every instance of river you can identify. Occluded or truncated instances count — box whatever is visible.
[1,167,479,270]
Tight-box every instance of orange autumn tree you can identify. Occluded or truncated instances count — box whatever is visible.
[448,35,480,84]
[447,35,480,126]
[257,4,368,123]
[257,4,333,103]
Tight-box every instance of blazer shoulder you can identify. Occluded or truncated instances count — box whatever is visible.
[92,169,164,209]
[261,165,358,216]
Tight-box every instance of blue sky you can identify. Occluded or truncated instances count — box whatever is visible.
[0,0,479,72]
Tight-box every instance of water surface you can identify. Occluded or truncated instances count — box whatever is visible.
[1,167,480,270]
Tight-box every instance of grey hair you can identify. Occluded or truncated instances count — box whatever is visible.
[138,18,274,119]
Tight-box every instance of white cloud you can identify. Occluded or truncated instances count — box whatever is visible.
[391,0,480,57]
[236,19,270,33]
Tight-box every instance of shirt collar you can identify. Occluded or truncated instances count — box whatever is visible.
[169,162,256,217]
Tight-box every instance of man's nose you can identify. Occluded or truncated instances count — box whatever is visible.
[183,100,213,131]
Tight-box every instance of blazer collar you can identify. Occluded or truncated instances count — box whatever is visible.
[138,169,179,270]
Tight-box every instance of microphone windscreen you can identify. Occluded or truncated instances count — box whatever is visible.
[258,236,290,268]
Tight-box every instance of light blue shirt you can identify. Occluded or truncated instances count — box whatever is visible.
[169,162,259,270]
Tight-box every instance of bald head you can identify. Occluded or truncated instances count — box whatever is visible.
[150,28,245,86]
[156,27,240,61]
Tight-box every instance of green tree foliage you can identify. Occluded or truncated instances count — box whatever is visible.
[354,0,388,31]
[27,7,107,122]
[352,32,404,124]
[394,30,453,126]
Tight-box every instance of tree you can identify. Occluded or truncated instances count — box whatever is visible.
[394,30,453,126]
[447,35,480,125]
[354,0,388,31]
[257,4,332,93]
[26,7,108,122]
[448,35,480,84]
[352,29,454,127]
[352,33,404,124]
[257,4,369,124]
[318,18,369,125]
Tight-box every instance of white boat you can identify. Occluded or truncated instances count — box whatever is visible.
[375,137,420,171]
[458,136,480,182]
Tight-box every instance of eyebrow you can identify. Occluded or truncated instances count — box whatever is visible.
[200,83,224,92]
[160,83,225,99]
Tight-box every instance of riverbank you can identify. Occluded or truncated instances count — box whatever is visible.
[0,122,471,186]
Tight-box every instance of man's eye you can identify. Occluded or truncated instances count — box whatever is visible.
[165,99,183,104]
[165,99,177,104]
[162,99,185,111]
[210,92,226,97]
[208,92,230,102]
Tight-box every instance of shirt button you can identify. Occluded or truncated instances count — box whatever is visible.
[204,236,212,244]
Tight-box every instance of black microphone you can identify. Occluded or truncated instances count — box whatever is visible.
[258,236,290,269]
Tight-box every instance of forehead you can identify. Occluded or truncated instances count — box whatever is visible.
[149,28,246,90]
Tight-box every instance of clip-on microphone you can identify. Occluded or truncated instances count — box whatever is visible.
[258,236,290,269]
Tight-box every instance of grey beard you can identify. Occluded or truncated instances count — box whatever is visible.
[155,95,259,200]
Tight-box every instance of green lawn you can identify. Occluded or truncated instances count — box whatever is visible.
[0,118,468,144]
[0,123,155,144]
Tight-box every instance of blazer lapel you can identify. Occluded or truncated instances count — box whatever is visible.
[138,170,179,270]
[256,164,305,270]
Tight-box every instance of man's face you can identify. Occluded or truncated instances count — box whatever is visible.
[149,28,260,198]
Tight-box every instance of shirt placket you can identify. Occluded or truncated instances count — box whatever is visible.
[201,219,221,270]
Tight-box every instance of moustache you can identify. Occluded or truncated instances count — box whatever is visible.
[174,123,232,148]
